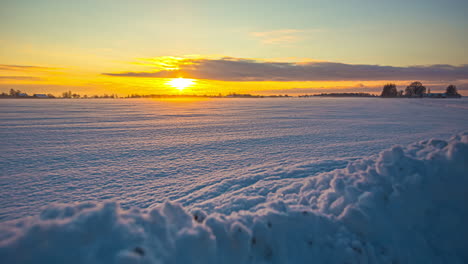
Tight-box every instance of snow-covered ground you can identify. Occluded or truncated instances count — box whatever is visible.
[1,98,468,263]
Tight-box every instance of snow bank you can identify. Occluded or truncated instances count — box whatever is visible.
[1,133,467,263]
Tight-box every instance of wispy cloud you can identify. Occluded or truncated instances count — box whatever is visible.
[250,29,324,45]
[0,64,56,72]
[250,29,306,44]
[0,76,42,81]
[103,57,468,82]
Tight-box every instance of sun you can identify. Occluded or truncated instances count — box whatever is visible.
[167,78,195,91]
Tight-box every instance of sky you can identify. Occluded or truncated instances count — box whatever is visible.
[1,0,467,96]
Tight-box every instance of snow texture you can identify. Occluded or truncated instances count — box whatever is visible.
[1,132,467,263]
[2,98,468,222]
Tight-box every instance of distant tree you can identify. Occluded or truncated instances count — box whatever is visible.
[405,81,426,97]
[446,84,459,95]
[62,91,72,98]
[9,89,21,97]
[47,93,56,98]
[404,86,413,97]
[381,83,398,97]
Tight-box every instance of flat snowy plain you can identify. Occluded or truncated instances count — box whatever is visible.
[1,97,468,263]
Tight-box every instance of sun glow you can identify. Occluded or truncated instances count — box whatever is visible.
[167,78,195,91]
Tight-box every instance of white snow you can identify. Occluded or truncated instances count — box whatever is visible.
[0,131,467,263]
[1,98,468,263]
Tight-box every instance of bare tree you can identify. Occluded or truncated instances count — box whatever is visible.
[446,85,459,95]
[405,82,426,97]
[381,83,398,97]
[10,89,21,97]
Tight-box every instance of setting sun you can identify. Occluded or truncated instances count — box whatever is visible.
[167,78,195,91]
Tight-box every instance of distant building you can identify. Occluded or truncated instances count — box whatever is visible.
[426,93,445,98]
[33,94,49,98]
[425,93,461,98]
[18,93,28,97]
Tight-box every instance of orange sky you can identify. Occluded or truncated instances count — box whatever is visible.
[1,55,466,96]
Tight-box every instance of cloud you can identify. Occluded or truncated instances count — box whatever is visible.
[250,29,305,44]
[250,29,324,45]
[0,76,42,81]
[0,64,56,72]
[103,57,468,82]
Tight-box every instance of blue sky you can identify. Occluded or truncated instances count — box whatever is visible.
[3,0,467,64]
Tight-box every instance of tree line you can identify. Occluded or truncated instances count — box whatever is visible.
[0,89,56,98]
[381,82,461,98]
[61,91,119,99]
[0,89,119,99]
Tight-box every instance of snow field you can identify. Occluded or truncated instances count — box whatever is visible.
[1,132,467,263]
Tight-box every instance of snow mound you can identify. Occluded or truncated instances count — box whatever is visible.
[1,133,467,263]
